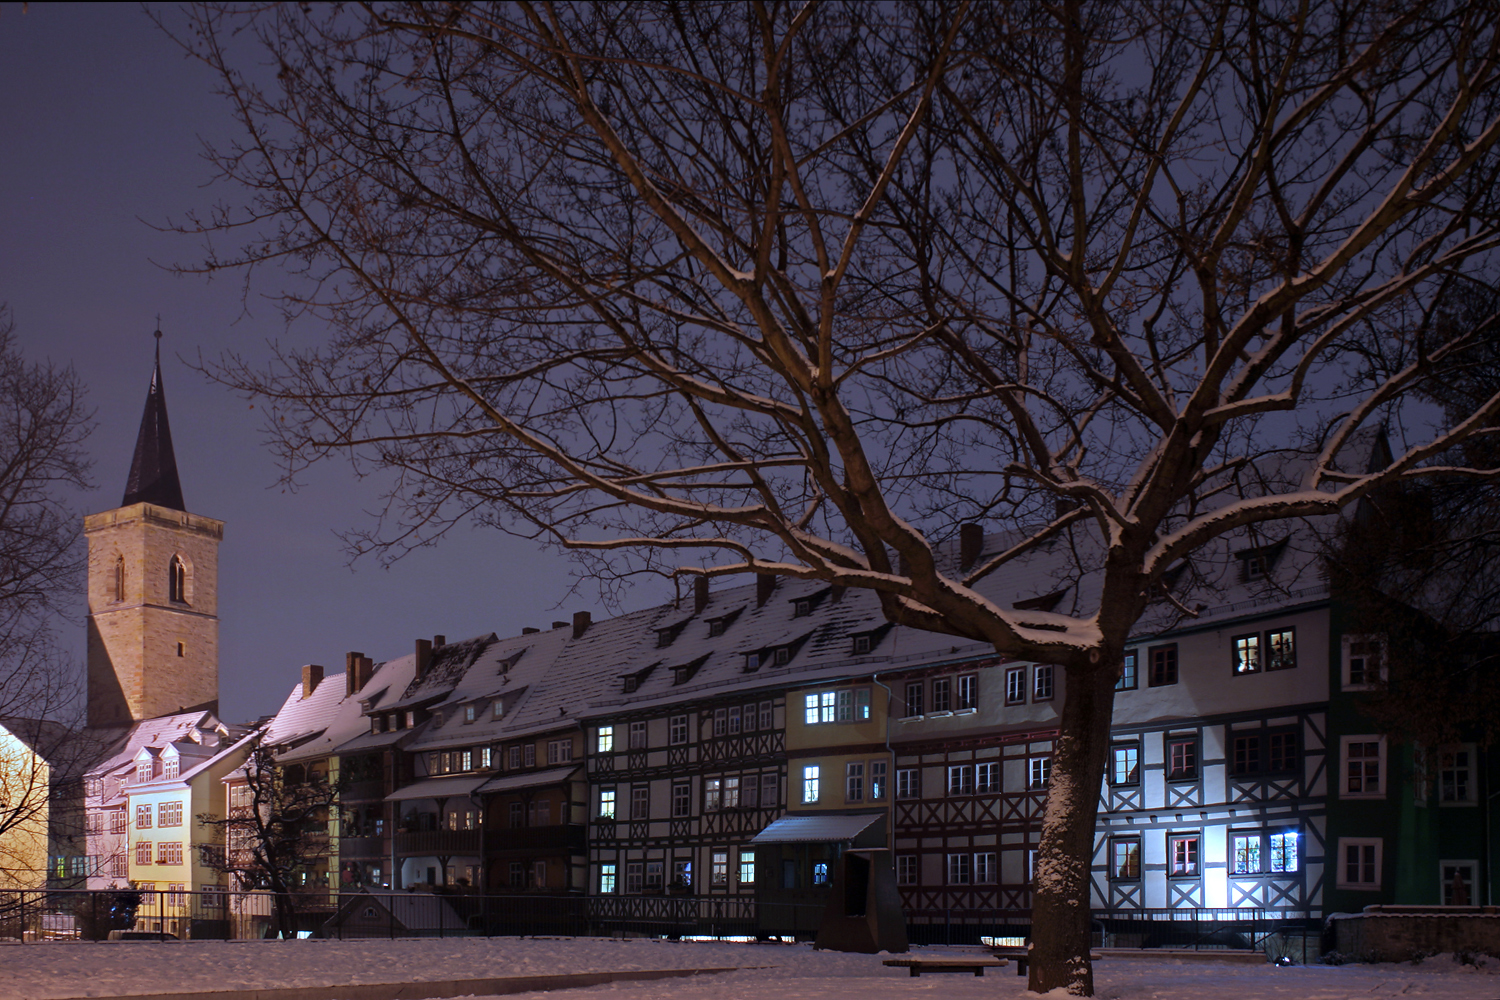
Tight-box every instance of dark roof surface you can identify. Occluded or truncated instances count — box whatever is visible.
[121,335,185,510]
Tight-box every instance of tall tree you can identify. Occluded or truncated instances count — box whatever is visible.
[171,4,1500,991]
[198,738,339,939]
[0,305,94,887]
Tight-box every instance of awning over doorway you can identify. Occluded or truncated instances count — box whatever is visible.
[384,775,489,802]
[750,812,883,844]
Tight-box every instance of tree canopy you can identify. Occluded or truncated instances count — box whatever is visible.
[172,2,1500,991]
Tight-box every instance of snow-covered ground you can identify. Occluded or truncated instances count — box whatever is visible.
[1,937,1497,1000]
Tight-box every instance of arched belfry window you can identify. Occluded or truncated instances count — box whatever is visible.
[114,555,125,602]
[169,555,187,604]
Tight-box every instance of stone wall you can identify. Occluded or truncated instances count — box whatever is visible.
[1332,907,1500,960]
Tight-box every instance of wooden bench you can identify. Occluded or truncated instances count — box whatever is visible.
[992,947,1103,976]
[882,956,1008,977]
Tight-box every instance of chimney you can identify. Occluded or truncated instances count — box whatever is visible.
[433,634,446,647]
[522,627,540,635]
[756,573,776,607]
[345,651,366,697]
[552,621,568,630]
[960,523,983,571]
[358,655,374,691]
[415,638,433,681]
[572,611,592,639]
[301,664,324,699]
[694,576,709,614]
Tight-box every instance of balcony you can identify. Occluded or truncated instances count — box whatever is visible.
[394,830,481,856]
[486,825,586,854]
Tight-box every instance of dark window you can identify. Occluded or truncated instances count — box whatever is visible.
[1148,645,1178,686]
[1167,739,1198,781]
[168,556,186,603]
[1111,837,1141,880]
[931,677,951,713]
[1111,745,1140,785]
[903,682,924,718]
[1269,731,1298,773]
[1231,734,1261,776]
[1005,667,1027,704]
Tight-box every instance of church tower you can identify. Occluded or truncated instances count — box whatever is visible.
[86,335,222,727]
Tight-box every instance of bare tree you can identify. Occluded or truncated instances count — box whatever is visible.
[170,3,1500,991]
[0,305,93,888]
[198,738,339,939]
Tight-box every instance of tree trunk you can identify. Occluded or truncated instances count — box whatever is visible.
[1028,656,1119,995]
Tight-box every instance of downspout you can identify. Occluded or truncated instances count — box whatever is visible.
[872,673,897,852]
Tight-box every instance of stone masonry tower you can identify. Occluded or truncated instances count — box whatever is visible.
[86,334,222,727]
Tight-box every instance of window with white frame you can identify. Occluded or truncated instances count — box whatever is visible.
[597,727,614,753]
[1342,634,1386,689]
[626,862,643,894]
[948,764,974,795]
[672,782,691,817]
[1337,838,1382,889]
[1441,861,1477,905]
[761,772,777,808]
[1167,737,1198,780]
[1440,746,1476,803]
[946,853,972,884]
[723,775,740,808]
[646,861,663,890]
[1033,664,1055,701]
[704,777,721,811]
[711,850,729,885]
[896,855,918,885]
[1005,667,1027,704]
[759,701,773,729]
[1116,649,1138,690]
[739,851,756,885]
[523,744,536,767]
[903,682,924,718]
[1230,833,1261,875]
[802,765,820,803]
[976,761,997,793]
[1029,756,1051,790]
[548,739,572,764]
[631,785,650,820]
[670,714,689,744]
[1110,837,1141,879]
[508,746,522,769]
[1169,834,1200,877]
[957,674,978,710]
[871,760,888,799]
[729,706,742,733]
[599,863,616,893]
[714,708,728,736]
[599,788,616,819]
[1342,736,1386,798]
[896,768,919,799]
[629,721,647,749]
[931,677,951,713]
[1111,744,1140,785]
[975,851,997,884]
[846,762,864,802]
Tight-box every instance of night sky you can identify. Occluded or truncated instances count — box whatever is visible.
[0,4,661,722]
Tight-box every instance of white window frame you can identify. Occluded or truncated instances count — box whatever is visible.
[597,727,614,753]
[896,854,918,885]
[598,788,616,819]
[1340,735,1387,799]
[1439,744,1478,805]
[802,765,820,803]
[1005,666,1027,705]
[1033,664,1054,701]
[1342,633,1387,691]
[1440,859,1479,905]
[1336,837,1383,890]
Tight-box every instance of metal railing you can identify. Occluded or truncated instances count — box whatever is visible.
[0,889,1311,951]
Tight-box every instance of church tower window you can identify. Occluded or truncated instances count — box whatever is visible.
[114,556,125,602]
[169,556,187,604]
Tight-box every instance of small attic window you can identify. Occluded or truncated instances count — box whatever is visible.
[774,647,791,666]
[744,652,761,671]
[625,675,643,693]
[709,619,727,637]
[1236,539,1288,583]
[794,599,811,617]
[370,716,382,734]
[464,705,477,724]
[491,700,504,719]
[672,655,709,686]
[406,710,417,728]
[176,642,185,658]
[852,635,871,655]
[163,758,178,779]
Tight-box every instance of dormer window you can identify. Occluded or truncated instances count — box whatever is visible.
[625,675,642,693]
[794,599,811,617]
[371,716,382,734]
[709,619,726,637]
[406,710,417,728]
[387,713,397,731]
[1236,540,1288,583]
[163,758,179,779]
[775,647,791,666]
[168,555,187,603]
[852,635,872,655]
[464,705,477,723]
[492,701,504,719]
[136,758,153,783]
[744,652,761,671]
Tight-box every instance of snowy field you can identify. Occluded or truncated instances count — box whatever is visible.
[2,937,1499,1000]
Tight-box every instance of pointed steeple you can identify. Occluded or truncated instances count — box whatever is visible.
[121,330,186,511]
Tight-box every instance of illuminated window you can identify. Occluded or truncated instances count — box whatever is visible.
[599,863,616,894]
[738,851,756,884]
[1232,633,1261,674]
[1116,650,1138,690]
[599,788,616,819]
[704,777,721,811]
[1270,830,1298,872]
[802,765,820,803]
[1231,833,1261,875]
[1266,629,1296,670]
[597,727,614,753]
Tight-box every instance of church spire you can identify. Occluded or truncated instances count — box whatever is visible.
[121,330,186,511]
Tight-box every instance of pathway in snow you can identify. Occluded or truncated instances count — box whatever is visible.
[1,937,1496,1000]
